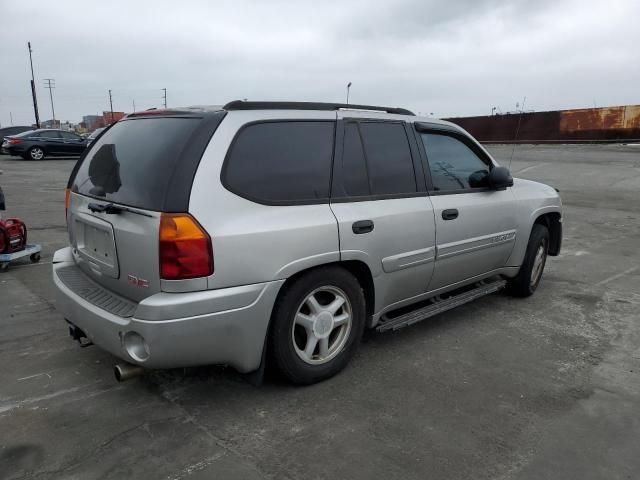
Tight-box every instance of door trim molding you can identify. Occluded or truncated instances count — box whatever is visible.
[382,246,435,273]
[436,230,517,260]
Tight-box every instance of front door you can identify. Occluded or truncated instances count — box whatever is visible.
[60,131,86,155]
[330,116,436,315]
[416,128,518,291]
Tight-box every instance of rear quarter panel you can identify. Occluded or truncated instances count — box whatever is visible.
[189,110,340,290]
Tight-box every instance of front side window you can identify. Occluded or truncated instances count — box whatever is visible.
[224,121,335,203]
[60,131,80,140]
[421,133,490,191]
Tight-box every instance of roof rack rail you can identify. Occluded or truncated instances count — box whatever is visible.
[223,100,415,116]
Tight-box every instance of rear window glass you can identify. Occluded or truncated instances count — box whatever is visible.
[223,121,334,203]
[14,130,37,137]
[72,118,201,210]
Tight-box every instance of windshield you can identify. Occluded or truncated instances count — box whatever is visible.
[88,128,104,139]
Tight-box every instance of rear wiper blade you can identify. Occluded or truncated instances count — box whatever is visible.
[87,202,153,217]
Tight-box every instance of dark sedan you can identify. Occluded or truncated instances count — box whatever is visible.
[0,126,33,154]
[2,129,88,160]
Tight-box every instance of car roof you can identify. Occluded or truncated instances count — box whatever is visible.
[122,101,460,130]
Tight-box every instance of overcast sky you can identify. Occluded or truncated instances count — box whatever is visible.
[1,0,638,126]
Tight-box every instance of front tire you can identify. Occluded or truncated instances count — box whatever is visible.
[507,224,549,297]
[269,266,366,385]
[27,146,45,161]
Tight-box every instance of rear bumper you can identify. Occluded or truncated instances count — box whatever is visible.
[4,146,25,156]
[52,248,284,373]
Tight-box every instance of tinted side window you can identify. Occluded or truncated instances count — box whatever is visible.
[421,133,490,191]
[60,131,80,140]
[359,122,416,195]
[224,121,334,203]
[42,131,61,139]
[341,123,370,196]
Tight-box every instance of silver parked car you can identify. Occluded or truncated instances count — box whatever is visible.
[53,101,562,385]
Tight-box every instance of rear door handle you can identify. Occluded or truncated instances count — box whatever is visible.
[352,220,374,234]
[442,209,459,221]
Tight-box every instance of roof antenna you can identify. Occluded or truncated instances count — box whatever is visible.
[509,96,526,169]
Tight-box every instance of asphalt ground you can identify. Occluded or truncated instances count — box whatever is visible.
[1,144,639,479]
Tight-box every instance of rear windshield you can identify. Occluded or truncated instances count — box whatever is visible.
[13,130,37,137]
[72,117,201,210]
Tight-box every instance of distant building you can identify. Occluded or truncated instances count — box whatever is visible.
[82,115,100,130]
[41,119,61,129]
[94,111,126,129]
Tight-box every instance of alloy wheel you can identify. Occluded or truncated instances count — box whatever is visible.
[291,286,353,365]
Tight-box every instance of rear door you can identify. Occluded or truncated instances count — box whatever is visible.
[330,116,436,314]
[416,127,518,290]
[67,113,225,302]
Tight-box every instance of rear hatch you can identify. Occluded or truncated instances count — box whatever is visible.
[67,110,226,302]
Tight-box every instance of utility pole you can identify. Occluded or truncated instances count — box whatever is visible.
[108,89,114,123]
[10,112,13,126]
[132,99,136,112]
[27,42,40,128]
[162,88,167,108]
[43,78,56,126]
[346,82,352,104]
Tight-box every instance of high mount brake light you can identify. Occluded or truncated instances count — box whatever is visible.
[159,213,213,280]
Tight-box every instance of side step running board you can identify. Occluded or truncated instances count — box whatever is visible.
[377,280,507,332]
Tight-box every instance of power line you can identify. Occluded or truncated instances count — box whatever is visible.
[43,78,56,124]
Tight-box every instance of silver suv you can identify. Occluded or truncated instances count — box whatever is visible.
[53,101,562,385]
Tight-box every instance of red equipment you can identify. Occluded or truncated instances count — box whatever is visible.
[0,218,27,254]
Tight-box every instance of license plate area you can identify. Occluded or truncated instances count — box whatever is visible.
[73,213,119,278]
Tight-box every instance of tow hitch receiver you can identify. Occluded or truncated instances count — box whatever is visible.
[68,322,94,348]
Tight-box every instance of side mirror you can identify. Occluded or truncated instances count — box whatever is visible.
[488,166,513,190]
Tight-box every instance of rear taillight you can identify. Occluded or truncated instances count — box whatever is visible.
[159,213,213,280]
[8,138,23,145]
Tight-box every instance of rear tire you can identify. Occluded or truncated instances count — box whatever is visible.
[507,224,549,297]
[28,146,45,160]
[269,266,366,385]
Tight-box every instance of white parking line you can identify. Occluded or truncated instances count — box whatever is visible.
[516,164,545,174]
[595,266,639,286]
[18,372,52,381]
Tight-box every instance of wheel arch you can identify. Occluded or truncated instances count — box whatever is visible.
[533,211,562,256]
[274,259,375,325]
